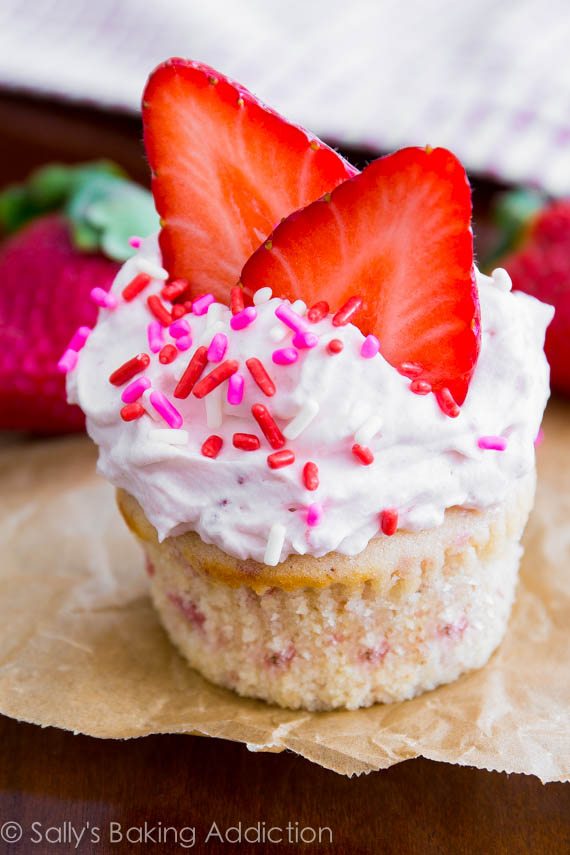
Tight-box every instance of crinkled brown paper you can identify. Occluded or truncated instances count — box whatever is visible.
[0,401,569,781]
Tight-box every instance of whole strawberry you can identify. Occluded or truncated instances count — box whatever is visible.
[0,162,158,432]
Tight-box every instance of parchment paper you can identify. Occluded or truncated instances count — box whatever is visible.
[0,401,568,781]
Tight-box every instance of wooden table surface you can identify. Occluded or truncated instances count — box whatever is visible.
[0,90,568,855]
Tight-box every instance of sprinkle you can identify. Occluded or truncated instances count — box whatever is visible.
[67,326,91,352]
[171,304,187,320]
[205,303,223,328]
[90,287,117,309]
[141,388,160,420]
[352,443,374,465]
[233,433,260,451]
[292,331,319,349]
[192,293,215,315]
[120,402,145,421]
[246,357,276,397]
[201,435,223,458]
[354,413,383,445]
[264,523,286,566]
[478,435,508,451]
[206,387,223,428]
[534,427,544,447]
[230,286,245,315]
[399,362,423,378]
[227,372,245,405]
[128,235,142,248]
[147,321,164,353]
[253,286,272,305]
[303,461,319,491]
[327,338,344,355]
[193,360,239,398]
[361,334,380,359]
[169,319,191,339]
[291,299,307,316]
[275,303,308,334]
[159,344,178,364]
[492,268,513,292]
[147,294,172,326]
[380,509,398,536]
[121,377,151,403]
[207,332,228,363]
[136,256,169,280]
[307,301,329,323]
[272,347,298,366]
[109,353,150,386]
[149,428,188,445]
[57,348,78,373]
[436,387,460,418]
[174,346,208,398]
[283,399,319,440]
[306,502,323,527]
[269,324,288,343]
[410,379,432,395]
[267,449,295,469]
[184,300,194,313]
[122,272,151,302]
[252,403,285,449]
[230,306,257,331]
[332,295,363,326]
[176,335,192,352]
[200,320,225,347]
[162,279,189,302]
[149,390,183,429]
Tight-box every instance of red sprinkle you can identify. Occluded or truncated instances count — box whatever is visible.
[267,449,295,469]
[109,353,150,386]
[233,433,260,451]
[436,387,461,418]
[184,300,194,313]
[161,278,189,302]
[380,509,398,536]
[327,338,344,355]
[252,403,285,449]
[193,359,239,399]
[122,273,151,302]
[303,461,319,490]
[352,443,374,465]
[230,286,245,315]
[147,294,172,326]
[159,344,177,364]
[399,362,423,378]
[307,300,329,323]
[246,357,276,397]
[332,295,363,326]
[201,435,223,458]
[410,379,432,395]
[171,304,188,320]
[120,402,145,422]
[174,346,209,399]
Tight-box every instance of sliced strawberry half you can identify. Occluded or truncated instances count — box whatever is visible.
[142,58,356,302]
[241,146,479,405]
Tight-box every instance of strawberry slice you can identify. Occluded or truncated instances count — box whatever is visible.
[142,58,356,302]
[241,146,479,405]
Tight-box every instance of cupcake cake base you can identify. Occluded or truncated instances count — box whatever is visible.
[118,473,534,711]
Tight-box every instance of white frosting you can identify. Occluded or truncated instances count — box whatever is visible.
[68,236,554,564]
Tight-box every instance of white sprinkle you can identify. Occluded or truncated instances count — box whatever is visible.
[492,268,512,292]
[200,320,226,346]
[149,429,188,445]
[269,324,288,342]
[206,302,224,328]
[142,389,161,421]
[354,413,384,445]
[205,386,223,429]
[135,256,169,280]
[253,286,273,305]
[348,400,372,432]
[264,523,286,566]
[283,399,319,440]
[291,299,307,316]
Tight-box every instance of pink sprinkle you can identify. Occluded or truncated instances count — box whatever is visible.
[128,235,142,248]
[68,326,91,352]
[176,335,192,352]
[90,287,117,309]
[272,347,298,366]
[292,330,318,349]
[192,294,215,316]
[534,427,544,447]
[121,376,151,403]
[57,348,78,373]
[361,334,380,359]
[169,319,191,339]
[207,332,228,363]
[147,321,164,353]
[275,303,308,334]
[230,306,257,331]
[227,372,245,405]
[307,503,323,527]
[478,435,508,451]
[149,391,183,429]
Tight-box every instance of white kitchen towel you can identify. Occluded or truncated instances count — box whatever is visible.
[1,0,569,194]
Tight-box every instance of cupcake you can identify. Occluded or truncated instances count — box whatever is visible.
[65,59,553,710]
